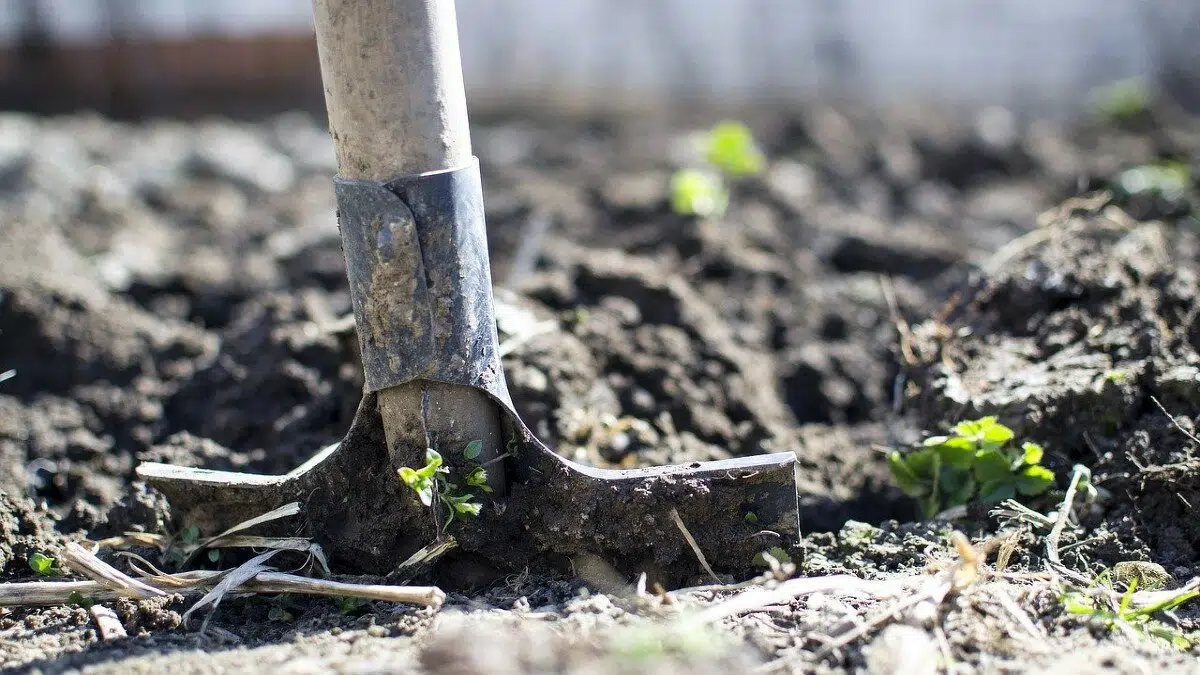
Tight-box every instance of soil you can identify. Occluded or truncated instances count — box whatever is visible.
[2,103,1200,673]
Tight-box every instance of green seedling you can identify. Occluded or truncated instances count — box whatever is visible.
[398,442,485,532]
[671,169,728,218]
[610,621,732,663]
[464,466,492,493]
[703,121,766,178]
[339,596,368,615]
[27,552,55,577]
[670,121,765,218]
[888,416,1055,519]
[398,449,448,508]
[753,546,793,568]
[1092,78,1152,124]
[1062,577,1199,650]
[66,591,95,608]
[168,525,203,566]
[1103,369,1130,384]
[1116,161,1191,202]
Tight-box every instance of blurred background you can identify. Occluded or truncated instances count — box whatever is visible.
[1,0,1198,118]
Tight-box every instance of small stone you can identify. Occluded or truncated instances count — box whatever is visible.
[863,625,938,675]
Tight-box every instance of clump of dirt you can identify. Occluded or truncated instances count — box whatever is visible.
[906,201,1200,578]
[0,490,62,577]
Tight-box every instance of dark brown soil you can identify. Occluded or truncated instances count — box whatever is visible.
[2,104,1200,673]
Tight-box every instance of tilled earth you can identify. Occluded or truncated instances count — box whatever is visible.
[2,104,1200,673]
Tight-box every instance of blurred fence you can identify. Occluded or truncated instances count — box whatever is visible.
[0,0,1197,117]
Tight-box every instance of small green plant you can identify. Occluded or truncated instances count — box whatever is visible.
[752,546,793,568]
[704,121,766,178]
[338,596,368,615]
[670,121,765,218]
[398,443,486,531]
[1103,369,1130,384]
[1062,577,1198,650]
[464,467,492,493]
[670,169,728,218]
[27,552,56,576]
[167,525,203,566]
[610,621,732,663]
[1092,78,1152,124]
[1115,161,1191,202]
[888,416,1055,519]
[66,590,95,608]
[398,448,447,508]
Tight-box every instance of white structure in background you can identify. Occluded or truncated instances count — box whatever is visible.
[1,0,1196,116]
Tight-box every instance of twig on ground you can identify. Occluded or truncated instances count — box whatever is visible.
[983,227,1054,276]
[184,502,302,565]
[669,507,720,584]
[986,584,1045,639]
[183,550,282,632]
[1149,396,1200,446]
[198,536,331,576]
[692,575,917,626]
[388,537,458,582]
[1046,465,1091,585]
[0,564,446,611]
[879,275,917,366]
[813,575,954,659]
[61,542,166,600]
[88,605,128,640]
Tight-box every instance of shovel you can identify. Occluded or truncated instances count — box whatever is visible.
[137,0,803,586]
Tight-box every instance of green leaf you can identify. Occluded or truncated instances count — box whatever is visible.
[754,546,793,567]
[670,169,729,217]
[973,450,1013,483]
[904,448,938,478]
[980,422,1015,448]
[465,467,492,493]
[939,467,975,507]
[952,418,987,439]
[922,435,950,447]
[1021,442,1044,466]
[207,549,220,563]
[704,121,766,178]
[417,449,445,479]
[399,467,435,506]
[28,552,54,576]
[180,526,200,545]
[339,596,367,615]
[463,440,483,461]
[398,466,419,486]
[66,591,95,608]
[744,511,758,524]
[1062,594,1097,615]
[1016,465,1055,496]
[888,451,928,497]
[934,437,976,469]
[979,480,1016,504]
[453,500,482,518]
